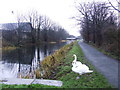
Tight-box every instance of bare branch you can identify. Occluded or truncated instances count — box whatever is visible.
[108,0,120,12]
[116,0,120,4]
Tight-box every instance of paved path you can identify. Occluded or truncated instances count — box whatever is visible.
[0,78,63,87]
[78,41,119,88]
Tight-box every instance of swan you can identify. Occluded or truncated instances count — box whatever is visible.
[72,54,93,75]
[72,54,82,66]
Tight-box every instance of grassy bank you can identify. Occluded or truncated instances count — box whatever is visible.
[1,84,58,88]
[1,40,17,51]
[54,41,112,88]
[1,40,67,51]
[1,41,112,88]
[88,42,120,60]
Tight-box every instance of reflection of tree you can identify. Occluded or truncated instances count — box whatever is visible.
[44,44,47,57]
[17,49,22,78]
[29,46,35,72]
[37,47,40,62]
[35,47,41,69]
[16,46,35,78]
[2,42,67,78]
[29,47,41,78]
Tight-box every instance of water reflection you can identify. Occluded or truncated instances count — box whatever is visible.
[0,42,67,79]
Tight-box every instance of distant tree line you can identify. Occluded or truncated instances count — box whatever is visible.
[2,11,69,46]
[75,2,120,58]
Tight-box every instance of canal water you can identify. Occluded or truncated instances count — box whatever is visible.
[0,42,69,79]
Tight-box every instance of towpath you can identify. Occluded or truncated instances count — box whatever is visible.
[78,41,119,88]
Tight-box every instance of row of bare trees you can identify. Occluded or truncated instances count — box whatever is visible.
[76,2,120,58]
[2,11,69,46]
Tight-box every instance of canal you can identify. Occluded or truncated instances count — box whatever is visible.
[0,42,69,79]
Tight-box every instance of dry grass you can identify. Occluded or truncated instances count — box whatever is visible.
[1,46,17,51]
[37,42,74,79]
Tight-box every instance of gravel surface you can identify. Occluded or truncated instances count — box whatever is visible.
[78,41,119,88]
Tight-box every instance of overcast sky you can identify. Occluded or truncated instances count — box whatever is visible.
[0,0,117,36]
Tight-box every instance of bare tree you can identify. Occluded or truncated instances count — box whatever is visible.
[24,10,44,43]
[42,16,53,42]
[75,3,92,43]
[2,10,69,46]
[36,15,44,42]
[91,2,110,45]
[16,14,25,45]
[108,0,120,13]
[76,2,112,45]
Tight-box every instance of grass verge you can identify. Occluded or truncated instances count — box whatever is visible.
[55,41,112,88]
[1,84,58,88]
[0,41,113,88]
[88,42,120,60]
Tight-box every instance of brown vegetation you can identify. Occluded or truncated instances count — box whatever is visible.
[35,42,74,79]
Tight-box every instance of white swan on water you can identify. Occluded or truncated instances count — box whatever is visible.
[72,54,93,75]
